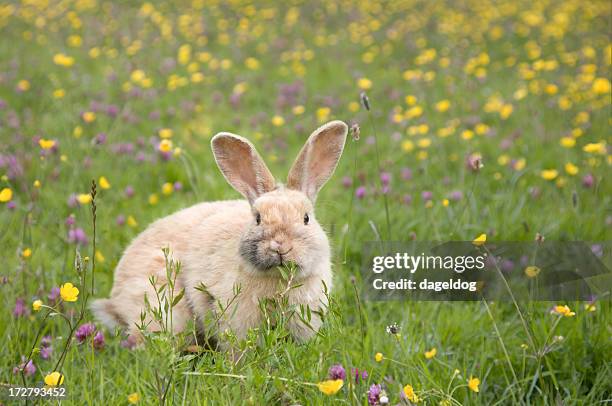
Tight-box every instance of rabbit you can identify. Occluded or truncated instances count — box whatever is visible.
[91,120,348,346]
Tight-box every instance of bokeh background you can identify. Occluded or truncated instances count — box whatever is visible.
[1,0,610,404]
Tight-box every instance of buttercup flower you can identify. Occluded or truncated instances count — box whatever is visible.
[317,379,343,395]
[128,392,141,404]
[468,376,480,393]
[551,305,575,317]
[77,193,92,204]
[158,128,173,138]
[158,139,173,153]
[44,372,65,386]
[403,384,420,402]
[541,169,559,180]
[524,266,541,278]
[60,282,79,302]
[375,352,383,362]
[99,176,111,189]
[425,347,437,359]
[271,115,285,127]
[473,233,487,246]
[0,187,13,202]
[357,77,372,90]
[39,139,56,150]
[32,299,42,311]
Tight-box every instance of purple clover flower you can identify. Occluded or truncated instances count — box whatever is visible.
[356,186,366,199]
[75,323,96,343]
[68,228,88,245]
[93,331,105,350]
[367,384,382,405]
[13,357,36,377]
[328,364,346,380]
[13,298,28,318]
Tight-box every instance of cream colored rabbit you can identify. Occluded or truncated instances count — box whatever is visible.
[91,120,348,345]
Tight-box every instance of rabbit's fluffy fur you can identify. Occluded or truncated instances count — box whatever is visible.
[92,120,348,345]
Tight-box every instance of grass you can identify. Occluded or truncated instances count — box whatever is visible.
[0,0,611,404]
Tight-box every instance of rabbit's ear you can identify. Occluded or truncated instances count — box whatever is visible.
[211,132,276,204]
[287,120,348,201]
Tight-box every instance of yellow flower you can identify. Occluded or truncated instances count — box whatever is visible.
[22,248,32,258]
[514,158,526,171]
[316,107,331,123]
[417,138,431,148]
[403,384,420,402]
[583,142,606,155]
[405,95,417,105]
[317,379,343,395]
[33,180,41,188]
[271,115,285,127]
[401,140,414,152]
[500,104,513,119]
[468,376,480,393]
[552,305,575,317]
[472,234,487,246]
[584,303,596,312]
[425,347,437,359]
[77,194,92,204]
[149,194,159,205]
[461,129,474,140]
[82,111,96,123]
[44,372,64,386]
[0,187,13,202]
[158,139,173,153]
[17,80,30,91]
[442,199,449,207]
[592,78,610,94]
[524,266,541,278]
[564,163,579,176]
[53,53,75,67]
[375,352,383,362]
[127,215,138,227]
[357,77,372,90]
[32,299,42,311]
[406,106,423,119]
[53,89,66,99]
[159,128,173,139]
[128,392,141,404]
[245,57,260,70]
[162,182,173,195]
[130,70,145,82]
[435,99,450,112]
[475,123,489,135]
[39,139,56,149]
[540,169,558,180]
[292,105,305,115]
[95,250,105,263]
[99,176,111,189]
[60,282,79,302]
[559,137,575,148]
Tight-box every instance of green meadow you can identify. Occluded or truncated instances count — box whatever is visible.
[0,0,610,404]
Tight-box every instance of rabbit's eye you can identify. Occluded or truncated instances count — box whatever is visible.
[304,213,309,225]
[255,213,261,225]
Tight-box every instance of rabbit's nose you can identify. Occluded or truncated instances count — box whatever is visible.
[270,240,281,251]
[270,240,293,256]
